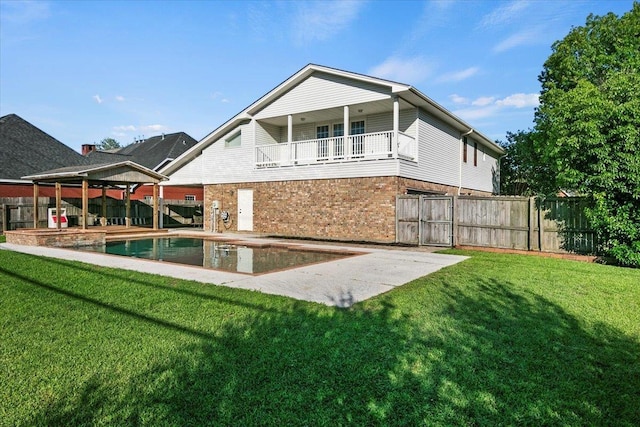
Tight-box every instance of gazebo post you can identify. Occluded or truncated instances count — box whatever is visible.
[153,183,159,230]
[33,182,39,229]
[82,179,88,230]
[102,187,107,225]
[55,182,62,230]
[125,186,131,228]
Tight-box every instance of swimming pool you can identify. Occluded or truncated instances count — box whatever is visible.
[78,237,359,274]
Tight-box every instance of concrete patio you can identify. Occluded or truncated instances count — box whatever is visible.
[0,231,467,307]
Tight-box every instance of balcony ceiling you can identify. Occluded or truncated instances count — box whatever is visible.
[257,97,414,127]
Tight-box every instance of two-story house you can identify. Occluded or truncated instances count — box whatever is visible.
[161,64,504,243]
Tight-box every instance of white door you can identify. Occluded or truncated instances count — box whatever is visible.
[237,189,253,231]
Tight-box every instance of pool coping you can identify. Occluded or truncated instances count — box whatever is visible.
[1,230,468,307]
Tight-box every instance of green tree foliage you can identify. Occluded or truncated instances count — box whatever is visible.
[533,2,640,266]
[499,130,550,196]
[97,137,121,151]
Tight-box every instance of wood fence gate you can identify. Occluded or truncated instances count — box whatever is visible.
[420,196,453,246]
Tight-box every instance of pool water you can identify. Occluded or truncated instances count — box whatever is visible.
[79,237,356,274]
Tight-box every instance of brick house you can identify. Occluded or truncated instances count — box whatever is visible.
[161,64,505,243]
[0,114,202,202]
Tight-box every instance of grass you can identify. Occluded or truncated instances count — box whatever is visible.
[1,248,639,426]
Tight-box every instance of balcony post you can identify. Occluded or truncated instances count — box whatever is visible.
[393,96,399,157]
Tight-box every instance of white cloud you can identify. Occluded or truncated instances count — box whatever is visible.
[92,95,103,104]
[437,66,479,83]
[115,95,125,102]
[453,105,500,121]
[479,0,530,29]
[452,92,539,122]
[293,0,364,44]
[496,93,539,108]
[493,27,540,53]
[113,125,136,132]
[140,124,168,133]
[449,94,469,105]
[472,96,496,107]
[369,56,433,83]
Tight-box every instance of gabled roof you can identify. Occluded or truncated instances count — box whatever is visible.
[161,64,503,176]
[22,161,167,184]
[0,114,87,182]
[87,132,198,171]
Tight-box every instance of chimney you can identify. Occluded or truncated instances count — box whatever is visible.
[81,144,97,155]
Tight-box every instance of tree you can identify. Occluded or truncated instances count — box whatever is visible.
[97,137,121,151]
[533,2,640,266]
[498,130,550,196]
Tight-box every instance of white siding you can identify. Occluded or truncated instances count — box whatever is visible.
[256,122,281,145]
[400,108,417,136]
[164,154,204,185]
[293,122,316,142]
[400,109,460,187]
[461,135,499,193]
[254,72,390,119]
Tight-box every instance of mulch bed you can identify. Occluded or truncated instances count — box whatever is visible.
[455,245,598,263]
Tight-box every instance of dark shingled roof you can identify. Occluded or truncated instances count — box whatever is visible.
[86,132,198,170]
[0,114,87,181]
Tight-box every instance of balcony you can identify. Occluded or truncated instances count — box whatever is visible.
[256,131,416,168]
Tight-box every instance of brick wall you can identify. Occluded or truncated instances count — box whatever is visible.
[5,229,105,247]
[204,176,490,243]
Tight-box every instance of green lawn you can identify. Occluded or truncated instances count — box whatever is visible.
[1,248,639,426]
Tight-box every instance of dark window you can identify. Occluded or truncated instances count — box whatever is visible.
[474,142,478,166]
[351,120,365,156]
[333,124,344,157]
[463,136,468,163]
[317,125,329,158]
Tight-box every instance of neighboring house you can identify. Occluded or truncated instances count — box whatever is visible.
[161,64,505,243]
[0,114,92,198]
[83,132,203,201]
[0,114,202,202]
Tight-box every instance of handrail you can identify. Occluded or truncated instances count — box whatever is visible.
[256,130,416,167]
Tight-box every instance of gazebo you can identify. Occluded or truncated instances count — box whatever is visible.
[22,161,167,231]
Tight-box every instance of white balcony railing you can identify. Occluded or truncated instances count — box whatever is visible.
[256,131,416,168]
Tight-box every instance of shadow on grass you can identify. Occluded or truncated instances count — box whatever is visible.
[3,253,639,426]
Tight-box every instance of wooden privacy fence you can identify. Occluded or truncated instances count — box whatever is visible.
[397,195,596,254]
[1,197,203,232]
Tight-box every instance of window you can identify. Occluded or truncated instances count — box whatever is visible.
[185,195,196,201]
[144,195,153,203]
[225,132,241,148]
[317,125,329,158]
[474,142,478,166]
[463,136,468,163]
[351,120,365,156]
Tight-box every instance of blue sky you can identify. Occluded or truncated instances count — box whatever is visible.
[0,0,635,153]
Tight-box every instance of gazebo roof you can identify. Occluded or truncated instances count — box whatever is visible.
[22,161,167,185]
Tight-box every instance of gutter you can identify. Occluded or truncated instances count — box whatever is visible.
[459,129,474,195]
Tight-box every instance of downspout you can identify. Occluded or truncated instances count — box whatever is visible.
[459,129,474,195]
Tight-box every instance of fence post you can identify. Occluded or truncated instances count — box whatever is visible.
[528,197,536,251]
[537,198,544,252]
